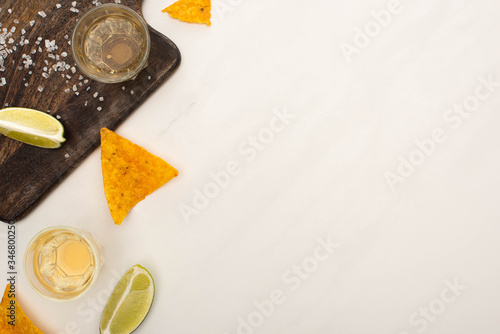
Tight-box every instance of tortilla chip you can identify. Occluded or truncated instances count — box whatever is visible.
[162,0,211,26]
[0,284,44,333]
[100,128,179,225]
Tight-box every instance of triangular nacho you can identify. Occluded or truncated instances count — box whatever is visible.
[0,284,44,333]
[100,128,178,225]
[162,0,211,26]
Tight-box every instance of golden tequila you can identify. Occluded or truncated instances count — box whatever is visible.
[24,226,102,301]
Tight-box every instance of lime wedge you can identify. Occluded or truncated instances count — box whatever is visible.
[100,265,155,334]
[0,107,66,148]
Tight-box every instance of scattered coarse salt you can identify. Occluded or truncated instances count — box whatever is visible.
[122,86,126,90]
[61,51,67,57]
[8,9,12,14]
[64,88,70,93]
[86,86,91,91]
[148,76,151,80]
[64,35,69,40]
[75,91,79,96]
[78,75,83,80]
[13,19,19,24]
[72,1,77,7]
[38,85,44,92]
[130,90,134,95]
[0,77,6,86]
[84,79,88,84]
[93,92,98,98]
[56,115,61,119]
[97,106,102,111]
[72,84,77,91]
[42,73,49,78]
[30,20,35,26]
[21,29,26,35]
[38,11,47,18]
[71,66,76,73]
[64,153,70,158]
[24,82,28,87]
[70,8,79,13]
[56,4,62,8]
[99,97,104,101]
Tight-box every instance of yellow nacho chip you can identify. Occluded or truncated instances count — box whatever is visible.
[162,0,211,26]
[100,128,179,225]
[0,284,44,333]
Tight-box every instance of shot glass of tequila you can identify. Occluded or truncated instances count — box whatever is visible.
[24,226,102,301]
[71,4,150,83]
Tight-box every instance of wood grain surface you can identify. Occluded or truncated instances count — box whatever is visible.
[0,0,181,222]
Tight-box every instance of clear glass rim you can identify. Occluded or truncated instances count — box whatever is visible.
[71,3,151,84]
[23,225,102,302]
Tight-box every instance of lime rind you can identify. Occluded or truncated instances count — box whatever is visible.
[100,265,155,334]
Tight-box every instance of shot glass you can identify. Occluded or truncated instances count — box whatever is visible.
[71,4,151,83]
[24,226,102,302]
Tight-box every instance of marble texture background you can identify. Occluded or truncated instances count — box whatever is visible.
[6,0,500,333]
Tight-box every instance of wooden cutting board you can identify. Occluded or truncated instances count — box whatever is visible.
[0,0,181,222]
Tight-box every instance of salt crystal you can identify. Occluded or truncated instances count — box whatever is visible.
[56,115,61,119]
[10,27,15,33]
[99,97,104,101]
[21,29,26,35]
[97,106,102,111]
[72,85,77,91]
[38,85,44,92]
[130,90,134,95]
[42,73,49,78]
[24,82,28,87]
[30,20,35,26]
[66,74,71,79]
[86,86,91,91]
[71,66,76,73]
[0,77,6,86]
[78,75,83,80]
[148,76,151,80]
[93,92,98,98]
[64,88,70,93]
[85,101,88,106]
[56,4,62,8]
[72,1,77,7]
[64,153,70,158]
[8,9,12,14]
[84,79,88,84]
[64,35,69,40]
[122,86,125,90]
[13,19,19,24]
[75,92,79,96]
[61,51,67,57]
[38,11,46,18]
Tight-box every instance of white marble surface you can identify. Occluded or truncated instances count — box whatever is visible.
[4,0,500,333]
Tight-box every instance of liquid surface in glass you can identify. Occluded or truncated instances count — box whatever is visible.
[83,15,146,76]
[32,229,96,297]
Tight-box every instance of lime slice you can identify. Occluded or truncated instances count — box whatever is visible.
[100,265,155,334]
[0,107,66,148]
